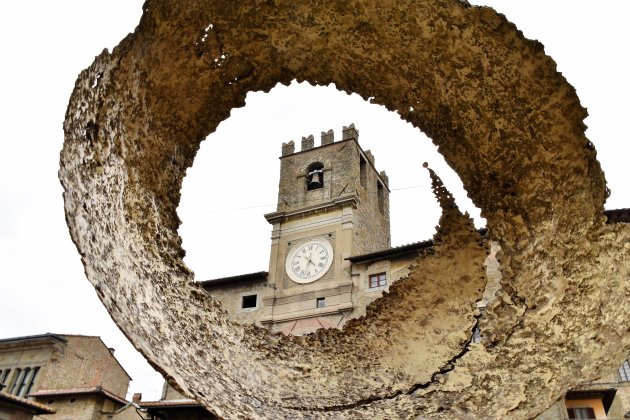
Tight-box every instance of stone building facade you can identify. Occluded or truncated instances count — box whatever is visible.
[0,334,142,420]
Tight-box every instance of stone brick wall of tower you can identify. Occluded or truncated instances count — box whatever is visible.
[37,336,130,397]
[275,139,390,254]
[276,141,357,212]
[352,148,391,255]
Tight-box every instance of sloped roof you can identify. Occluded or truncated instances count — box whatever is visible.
[30,386,128,406]
[0,333,67,346]
[347,228,488,264]
[346,239,434,264]
[139,398,202,408]
[198,271,268,288]
[0,391,55,414]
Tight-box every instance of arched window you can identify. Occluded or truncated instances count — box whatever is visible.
[306,162,324,191]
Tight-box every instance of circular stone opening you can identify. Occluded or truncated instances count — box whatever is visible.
[60,0,626,416]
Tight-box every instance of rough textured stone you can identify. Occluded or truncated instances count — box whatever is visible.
[59,0,630,418]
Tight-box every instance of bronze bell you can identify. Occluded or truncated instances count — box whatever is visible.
[308,170,322,188]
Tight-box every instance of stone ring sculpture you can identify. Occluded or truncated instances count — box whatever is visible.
[60,0,630,418]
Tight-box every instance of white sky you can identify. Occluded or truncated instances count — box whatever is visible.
[0,0,627,402]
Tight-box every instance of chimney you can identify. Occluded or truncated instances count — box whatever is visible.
[108,347,115,355]
[132,393,142,403]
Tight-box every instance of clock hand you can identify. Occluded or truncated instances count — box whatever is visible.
[306,253,317,266]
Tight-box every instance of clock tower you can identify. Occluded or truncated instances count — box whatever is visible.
[261,124,391,332]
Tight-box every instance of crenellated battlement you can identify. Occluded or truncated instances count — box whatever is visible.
[342,123,359,141]
[280,123,360,155]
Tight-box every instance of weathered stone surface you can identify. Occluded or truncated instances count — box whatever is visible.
[59,0,630,418]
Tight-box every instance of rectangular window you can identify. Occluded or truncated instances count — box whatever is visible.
[9,368,23,394]
[0,369,10,392]
[369,273,387,289]
[567,407,596,419]
[316,297,326,308]
[25,367,40,396]
[4,367,41,396]
[241,294,257,309]
[619,360,630,382]
[17,367,32,397]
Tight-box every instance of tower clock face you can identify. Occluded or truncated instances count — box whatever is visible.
[285,239,334,284]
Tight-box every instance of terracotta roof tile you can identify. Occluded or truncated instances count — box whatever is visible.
[139,398,202,408]
[0,391,56,414]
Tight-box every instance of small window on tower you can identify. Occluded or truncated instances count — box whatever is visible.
[241,294,258,309]
[306,162,324,191]
[316,297,326,308]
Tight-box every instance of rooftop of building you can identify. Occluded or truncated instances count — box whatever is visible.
[0,391,56,414]
[198,271,268,289]
[347,228,488,264]
[0,333,67,346]
[30,386,128,406]
[139,398,202,408]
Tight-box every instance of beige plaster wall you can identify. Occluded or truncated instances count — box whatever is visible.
[203,282,267,326]
[162,381,188,400]
[533,400,568,419]
[111,404,146,420]
[39,394,104,420]
[608,384,630,419]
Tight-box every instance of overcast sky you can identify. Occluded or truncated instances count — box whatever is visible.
[0,1,628,401]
